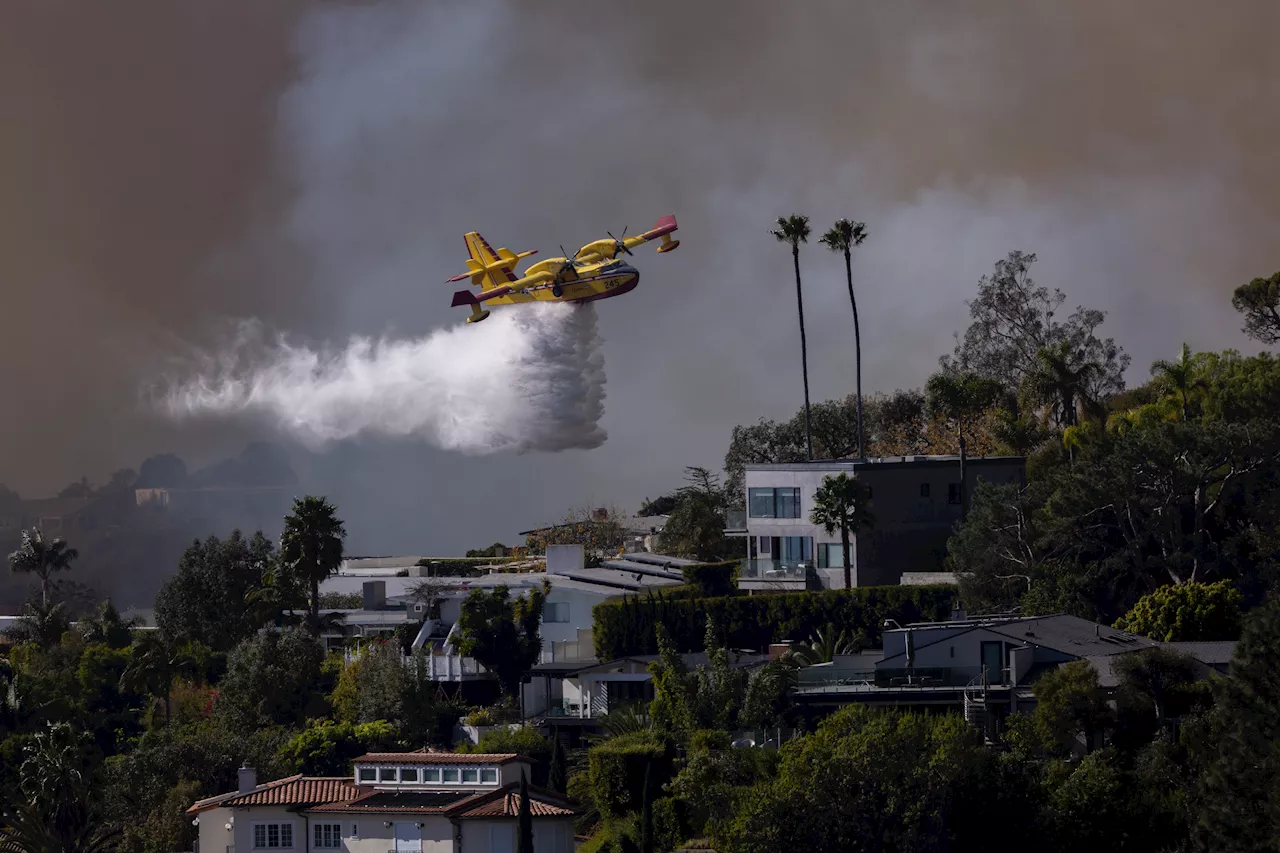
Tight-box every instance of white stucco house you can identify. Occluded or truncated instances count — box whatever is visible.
[186,751,575,853]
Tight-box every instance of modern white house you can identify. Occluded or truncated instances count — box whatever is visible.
[728,456,1026,591]
[187,752,576,853]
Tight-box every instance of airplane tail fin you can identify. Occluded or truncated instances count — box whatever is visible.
[445,232,537,291]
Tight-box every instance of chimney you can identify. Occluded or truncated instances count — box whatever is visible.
[768,642,792,660]
[238,765,257,794]
[363,580,387,611]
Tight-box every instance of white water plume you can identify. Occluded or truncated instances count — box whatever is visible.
[161,303,607,454]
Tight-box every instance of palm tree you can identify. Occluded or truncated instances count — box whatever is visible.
[8,528,78,608]
[4,600,71,649]
[2,722,119,853]
[280,496,347,633]
[782,622,866,666]
[809,473,876,590]
[76,599,141,649]
[1021,341,1104,428]
[925,371,1004,520]
[1150,343,1206,422]
[122,632,193,725]
[820,219,870,459]
[771,214,815,460]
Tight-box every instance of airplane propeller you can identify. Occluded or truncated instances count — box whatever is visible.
[607,227,633,256]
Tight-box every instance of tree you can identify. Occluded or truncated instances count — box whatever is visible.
[944,250,1128,401]
[4,599,72,649]
[781,623,865,666]
[820,218,870,459]
[155,531,276,651]
[771,214,814,460]
[122,633,193,726]
[214,629,327,731]
[1198,599,1280,850]
[76,600,140,649]
[510,770,533,853]
[1021,340,1104,429]
[548,731,567,795]
[1231,270,1280,345]
[808,473,875,589]
[661,467,733,561]
[1031,660,1112,755]
[638,761,654,853]
[925,371,1004,519]
[638,494,679,517]
[0,722,118,853]
[1150,343,1208,423]
[279,720,399,776]
[8,528,78,608]
[279,496,346,633]
[455,581,549,700]
[525,505,628,563]
[1115,581,1243,642]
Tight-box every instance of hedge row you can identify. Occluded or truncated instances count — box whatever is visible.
[679,560,739,598]
[592,585,957,660]
[586,732,673,820]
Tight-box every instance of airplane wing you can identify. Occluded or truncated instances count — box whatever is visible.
[623,214,680,253]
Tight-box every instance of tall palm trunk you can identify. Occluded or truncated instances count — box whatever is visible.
[841,522,852,590]
[958,427,969,522]
[792,246,813,460]
[310,576,321,631]
[843,248,865,459]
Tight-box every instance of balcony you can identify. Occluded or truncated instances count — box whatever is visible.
[737,559,810,592]
[724,509,747,535]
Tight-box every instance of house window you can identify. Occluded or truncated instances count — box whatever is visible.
[423,768,441,783]
[442,768,460,783]
[379,767,397,783]
[358,767,376,783]
[462,768,479,783]
[817,543,846,569]
[948,483,962,505]
[757,536,771,555]
[400,767,419,783]
[748,487,801,519]
[544,602,570,623]
[252,822,293,849]
[314,823,343,849]
[780,536,812,564]
[480,768,498,783]
[920,483,930,498]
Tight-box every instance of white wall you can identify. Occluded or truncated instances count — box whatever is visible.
[232,806,302,853]
[196,806,233,853]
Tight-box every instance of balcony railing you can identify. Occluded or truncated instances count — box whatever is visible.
[797,665,1004,691]
[725,509,747,530]
[738,559,809,580]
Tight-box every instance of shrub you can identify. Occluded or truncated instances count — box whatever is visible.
[459,725,552,785]
[587,732,671,820]
[681,561,738,598]
[414,557,521,577]
[593,585,955,660]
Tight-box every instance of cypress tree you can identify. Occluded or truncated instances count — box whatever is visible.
[517,770,534,853]
[548,730,567,795]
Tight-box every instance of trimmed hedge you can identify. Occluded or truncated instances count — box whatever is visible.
[680,561,739,598]
[592,585,956,660]
[587,732,672,820]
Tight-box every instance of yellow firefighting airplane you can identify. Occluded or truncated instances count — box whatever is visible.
[448,215,679,323]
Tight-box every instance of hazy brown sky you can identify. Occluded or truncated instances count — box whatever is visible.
[2,0,1278,552]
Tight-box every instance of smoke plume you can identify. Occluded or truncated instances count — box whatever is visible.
[162,303,606,454]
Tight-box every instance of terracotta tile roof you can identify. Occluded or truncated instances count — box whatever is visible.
[455,789,576,818]
[354,752,531,766]
[186,777,358,815]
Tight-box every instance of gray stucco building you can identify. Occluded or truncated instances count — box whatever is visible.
[729,455,1026,590]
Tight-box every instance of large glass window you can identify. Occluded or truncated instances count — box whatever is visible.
[379,767,397,783]
[462,768,479,783]
[358,767,376,782]
[780,536,812,564]
[480,768,498,783]
[748,487,801,519]
[817,543,846,569]
[442,768,460,783]
[400,767,418,783]
[423,768,441,782]
[544,602,569,623]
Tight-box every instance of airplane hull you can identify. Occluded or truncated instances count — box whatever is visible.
[568,271,639,303]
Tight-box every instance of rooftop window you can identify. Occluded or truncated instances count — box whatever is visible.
[355,764,501,787]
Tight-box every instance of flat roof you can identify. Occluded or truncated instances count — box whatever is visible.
[747,455,1024,472]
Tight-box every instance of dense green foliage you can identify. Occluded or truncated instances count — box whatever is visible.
[416,556,519,575]
[592,585,954,660]
[1116,580,1244,641]
[678,561,738,598]
[455,581,549,698]
[587,732,671,820]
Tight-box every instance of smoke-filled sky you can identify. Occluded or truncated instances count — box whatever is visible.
[3,0,1278,553]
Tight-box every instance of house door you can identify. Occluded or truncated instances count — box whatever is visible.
[980,641,1004,685]
[394,821,418,852]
